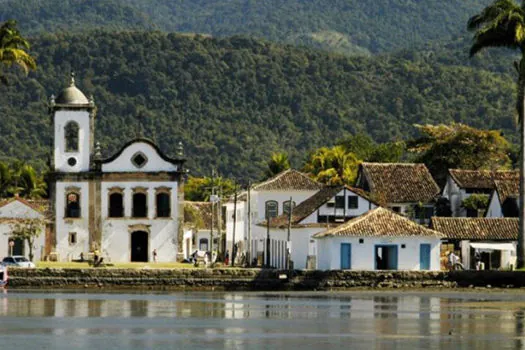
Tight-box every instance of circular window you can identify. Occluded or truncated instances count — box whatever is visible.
[67,157,77,166]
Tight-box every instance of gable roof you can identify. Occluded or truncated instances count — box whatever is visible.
[431,217,518,241]
[448,169,518,190]
[0,197,51,222]
[494,179,519,204]
[314,207,443,238]
[264,185,374,228]
[252,169,323,192]
[101,137,185,166]
[359,163,440,204]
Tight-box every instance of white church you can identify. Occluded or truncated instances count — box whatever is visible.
[46,75,186,262]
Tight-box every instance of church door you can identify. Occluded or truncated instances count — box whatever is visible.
[131,231,149,262]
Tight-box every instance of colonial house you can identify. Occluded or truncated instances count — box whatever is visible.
[314,207,443,271]
[442,169,518,217]
[431,217,517,270]
[355,163,440,224]
[486,179,519,218]
[0,197,49,261]
[48,75,186,262]
[224,169,323,262]
[255,185,378,269]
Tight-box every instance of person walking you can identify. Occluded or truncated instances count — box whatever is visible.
[153,249,158,263]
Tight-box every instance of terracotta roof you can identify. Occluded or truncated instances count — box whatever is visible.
[359,163,440,203]
[314,207,443,238]
[449,169,518,189]
[184,201,223,230]
[265,185,376,228]
[252,169,323,191]
[0,197,50,217]
[494,179,519,204]
[431,217,518,240]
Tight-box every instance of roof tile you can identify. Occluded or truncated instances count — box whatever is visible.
[431,217,518,240]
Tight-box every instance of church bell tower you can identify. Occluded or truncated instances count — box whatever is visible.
[50,73,96,173]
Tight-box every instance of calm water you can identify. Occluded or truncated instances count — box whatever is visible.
[1,290,525,349]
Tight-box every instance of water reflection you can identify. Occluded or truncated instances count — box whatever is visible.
[0,291,524,349]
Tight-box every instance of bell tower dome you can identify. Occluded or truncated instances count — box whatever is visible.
[50,73,96,173]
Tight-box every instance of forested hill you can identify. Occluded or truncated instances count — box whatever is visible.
[0,0,492,54]
[0,31,517,179]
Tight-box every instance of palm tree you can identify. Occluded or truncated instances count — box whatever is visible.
[265,152,291,178]
[303,146,360,185]
[468,0,525,267]
[0,20,36,84]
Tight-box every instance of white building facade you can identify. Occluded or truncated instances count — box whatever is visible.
[315,208,443,271]
[49,76,186,262]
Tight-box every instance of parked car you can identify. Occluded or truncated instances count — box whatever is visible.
[1,256,35,268]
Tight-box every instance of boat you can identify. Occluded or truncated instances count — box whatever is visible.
[0,266,7,288]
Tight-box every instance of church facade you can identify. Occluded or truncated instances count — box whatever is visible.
[48,76,186,262]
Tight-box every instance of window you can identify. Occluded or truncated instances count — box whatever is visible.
[133,192,148,218]
[131,151,148,168]
[326,201,335,208]
[348,196,358,209]
[265,200,278,219]
[109,192,124,218]
[64,121,79,152]
[283,200,296,215]
[199,238,209,251]
[65,192,81,218]
[392,206,401,213]
[68,232,77,246]
[156,193,171,218]
[335,196,345,209]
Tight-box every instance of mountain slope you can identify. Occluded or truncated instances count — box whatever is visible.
[0,0,492,54]
[0,31,517,179]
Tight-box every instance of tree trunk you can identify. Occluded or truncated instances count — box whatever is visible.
[518,69,525,269]
[27,238,34,262]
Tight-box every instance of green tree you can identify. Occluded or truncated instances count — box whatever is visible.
[0,161,11,197]
[467,0,525,266]
[339,133,405,163]
[265,152,290,178]
[0,20,36,84]
[184,176,236,202]
[303,145,360,185]
[10,218,44,261]
[408,123,512,187]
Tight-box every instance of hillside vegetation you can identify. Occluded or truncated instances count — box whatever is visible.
[0,0,493,54]
[0,31,517,179]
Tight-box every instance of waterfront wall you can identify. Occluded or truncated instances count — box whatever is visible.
[7,268,524,290]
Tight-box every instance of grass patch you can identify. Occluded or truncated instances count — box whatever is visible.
[36,261,198,269]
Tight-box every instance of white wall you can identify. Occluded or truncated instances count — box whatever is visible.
[302,189,376,224]
[56,181,90,261]
[102,142,178,173]
[486,193,503,218]
[54,110,91,172]
[316,236,441,271]
[254,190,317,222]
[100,181,179,262]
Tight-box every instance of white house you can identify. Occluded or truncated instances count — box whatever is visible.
[355,163,440,225]
[486,179,519,218]
[49,74,186,262]
[443,169,518,217]
[183,201,222,258]
[255,185,378,269]
[315,207,443,271]
[224,169,323,263]
[431,217,517,270]
[0,197,48,261]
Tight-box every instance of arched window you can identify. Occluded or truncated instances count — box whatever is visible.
[132,191,148,218]
[156,192,171,218]
[64,121,79,152]
[265,200,278,219]
[109,192,124,218]
[283,200,296,215]
[65,192,81,218]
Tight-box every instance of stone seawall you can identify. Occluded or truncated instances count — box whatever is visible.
[7,268,524,290]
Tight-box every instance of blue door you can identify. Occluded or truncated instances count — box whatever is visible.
[420,244,431,270]
[340,243,351,269]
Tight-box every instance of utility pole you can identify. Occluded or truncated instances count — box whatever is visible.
[231,183,237,267]
[246,181,252,267]
[266,214,271,267]
[287,196,292,270]
[209,169,216,254]
[217,176,222,257]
